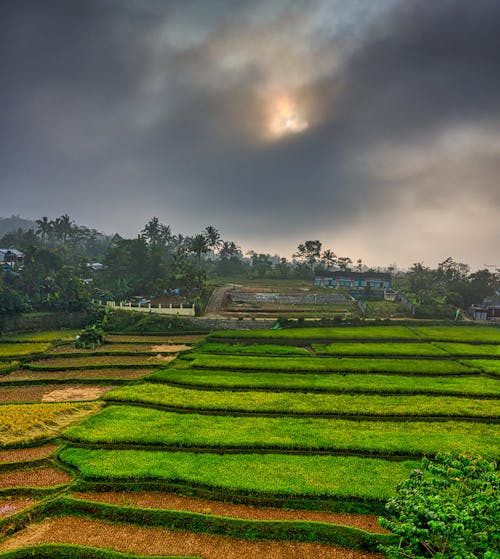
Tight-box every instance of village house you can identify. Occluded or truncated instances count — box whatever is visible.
[0,248,23,271]
[314,270,393,300]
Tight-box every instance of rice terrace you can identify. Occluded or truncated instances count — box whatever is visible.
[0,316,498,558]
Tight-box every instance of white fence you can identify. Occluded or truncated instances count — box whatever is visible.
[105,301,195,316]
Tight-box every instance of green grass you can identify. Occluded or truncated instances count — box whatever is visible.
[0,330,80,342]
[60,447,418,501]
[312,342,448,356]
[209,326,500,343]
[148,368,500,397]
[184,354,479,375]
[413,326,500,343]
[463,360,500,376]
[195,343,310,356]
[0,343,51,358]
[434,343,500,356]
[209,326,419,340]
[0,361,19,373]
[102,383,500,419]
[63,406,499,457]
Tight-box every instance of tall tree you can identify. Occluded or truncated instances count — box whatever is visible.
[35,217,53,244]
[188,234,209,266]
[204,225,222,255]
[321,249,337,270]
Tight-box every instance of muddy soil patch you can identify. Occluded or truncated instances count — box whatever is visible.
[0,516,384,558]
[0,445,57,465]
[0,497,38,518]
[0,369,151,382]
[72,491,389,534]
[0,467,72,489]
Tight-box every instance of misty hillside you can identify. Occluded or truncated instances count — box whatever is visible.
[0,215,37,237]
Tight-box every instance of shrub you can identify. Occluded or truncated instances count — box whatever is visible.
[379,454,500,559]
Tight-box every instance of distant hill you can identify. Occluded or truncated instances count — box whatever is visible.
[0,215,37,237]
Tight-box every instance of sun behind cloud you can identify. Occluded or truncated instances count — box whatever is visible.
[267,95,309,139]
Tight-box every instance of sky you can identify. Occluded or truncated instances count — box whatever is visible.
[0,0,499,270]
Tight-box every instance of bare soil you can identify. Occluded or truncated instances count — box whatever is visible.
[0,385,112,403]
[49,343,189,354]
[150,344,191,353]
[0,444,57,464]
[0,516,384,558]
[0,369,151,382]
[72,491,389,534]
[107,335,205,343]
[30,355,167,367]
[0,467,72,489]
[0,497,38,518]
[41,386,114,402]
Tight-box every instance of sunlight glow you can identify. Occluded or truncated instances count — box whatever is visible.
[268,96,309,138]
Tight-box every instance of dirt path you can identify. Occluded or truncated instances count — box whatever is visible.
[72,491,388,534]
[0,516,384,558]
[204,286,231,317]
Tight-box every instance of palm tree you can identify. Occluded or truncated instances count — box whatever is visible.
[188,234,209,266]
[35,217,53,244]
[53,214,73,244]
[204,225,222,256]
[321,249,337,270]
[141,217,172,246]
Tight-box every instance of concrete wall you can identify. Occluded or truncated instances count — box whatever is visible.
[229,292,351,305]
[106,302,195,317]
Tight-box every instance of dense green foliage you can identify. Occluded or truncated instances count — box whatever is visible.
[149,367,500,397]
[60,447,418,500]
[102,383,500,418]
[379,454,500,559]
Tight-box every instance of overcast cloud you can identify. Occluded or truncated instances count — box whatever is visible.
[0,0,499,268]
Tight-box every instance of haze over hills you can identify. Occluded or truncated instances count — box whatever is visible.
[0,216,37,238]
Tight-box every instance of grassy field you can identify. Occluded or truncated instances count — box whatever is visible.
[183,353,479,374]
[312,342,449,356]
[148,367,500,397]
[209,325,500,343]
[0,343,51,358]
[195,343,311,356]
[60,447,418,501]
[63,406,499,457]
[101,383,500,419]
[0,330,80,342]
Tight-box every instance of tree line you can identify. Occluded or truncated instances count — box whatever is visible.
[0,216,498,319]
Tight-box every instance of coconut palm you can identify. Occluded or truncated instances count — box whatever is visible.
[35,217,53,244]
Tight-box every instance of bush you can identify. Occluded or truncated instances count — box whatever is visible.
[379,454,500,559]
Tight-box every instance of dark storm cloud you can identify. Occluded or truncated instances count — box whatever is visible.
[0,0,499,266]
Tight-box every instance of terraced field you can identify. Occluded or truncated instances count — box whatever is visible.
[0,324,498,557]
